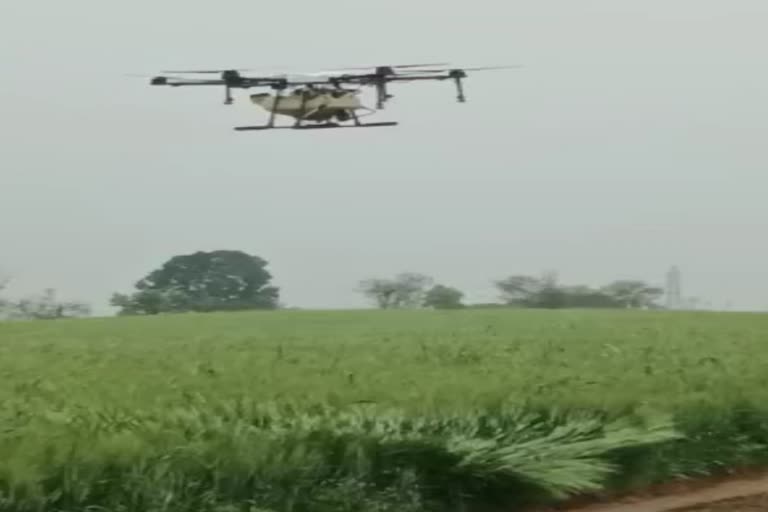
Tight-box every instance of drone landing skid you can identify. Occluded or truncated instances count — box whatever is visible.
[234,121,398,131]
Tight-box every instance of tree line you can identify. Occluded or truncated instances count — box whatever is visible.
[359,270,664,310]
[1,250,668,319]
[0,278,91,320]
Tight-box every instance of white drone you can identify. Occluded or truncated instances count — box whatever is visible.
[147,63,519,131]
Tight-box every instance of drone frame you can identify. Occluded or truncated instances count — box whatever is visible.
[148,63,516,130]
[234,85,400,131]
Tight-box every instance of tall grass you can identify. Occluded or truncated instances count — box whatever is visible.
[1,309,768,510]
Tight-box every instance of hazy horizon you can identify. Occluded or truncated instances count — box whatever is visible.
[2,1,767,314]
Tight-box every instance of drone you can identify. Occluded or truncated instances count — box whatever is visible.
[147,63,518,131]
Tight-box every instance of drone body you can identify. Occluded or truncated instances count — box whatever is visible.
[242,87,389,130]
[147,63,517,131]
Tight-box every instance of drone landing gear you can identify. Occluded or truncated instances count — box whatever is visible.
[298,121,399,129]
[234,121,398,132]
[234,105,397,131]
[263,88,285,128]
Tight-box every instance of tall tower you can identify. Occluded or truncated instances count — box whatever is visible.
[665,265,682,310]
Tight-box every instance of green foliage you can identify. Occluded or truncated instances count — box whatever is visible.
[0,400,682,512]
[495,273,664,309]
[423,285,464,309]
[111,288,191,315]
[112,250,279,315]
[600,280,664,309]
[359,273,434,309]
[3,288,90,320]
[2,309,768,510]
[0,277,9,316]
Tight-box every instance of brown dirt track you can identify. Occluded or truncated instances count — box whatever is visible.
[531,469,768,512]
[672,494,768,511]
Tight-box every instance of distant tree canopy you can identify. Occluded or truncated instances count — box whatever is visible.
[359,273,434,309]
[1,287,91,320]
[359,271,663,311]
[359,273,467,310]
[15,289,91,319]
[111,250,279,315]
[494,273,663,310]
[600,280,665,309]
[423,285,465,310]
[0,277,10,315]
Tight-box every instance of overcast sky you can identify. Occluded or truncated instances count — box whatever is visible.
[1,0,767,313]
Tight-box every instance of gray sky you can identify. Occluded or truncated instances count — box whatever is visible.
[1,0,767,313]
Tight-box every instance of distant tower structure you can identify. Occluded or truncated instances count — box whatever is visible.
[665,265,682,310]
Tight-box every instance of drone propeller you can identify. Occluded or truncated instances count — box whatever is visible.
[317,62,450,72]
[160,63,450,76]
[160,68,261,74]
[456,65,523,71]
[126,73,192,80]
[141,61,522,112]
[397,64,523,74]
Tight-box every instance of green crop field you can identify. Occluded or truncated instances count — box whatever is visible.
[1,309,768,511]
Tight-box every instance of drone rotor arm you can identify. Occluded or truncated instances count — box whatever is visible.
[151,77,229,86]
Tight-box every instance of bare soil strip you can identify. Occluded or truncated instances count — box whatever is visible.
[543,471,768,512]
[671,493,768,512]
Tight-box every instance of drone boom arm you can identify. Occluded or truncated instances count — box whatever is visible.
[151,77,227,86]
[147,63,515,107]
[151,74,298,104]
[370,71,467,103]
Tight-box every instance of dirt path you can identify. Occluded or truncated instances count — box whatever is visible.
[553,473,768,512]
[671,493,768,511]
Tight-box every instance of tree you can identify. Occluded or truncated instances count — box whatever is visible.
[600,280,663,309]
[423,284,465,309]
[8,288,91,320]
[494,271,665,310]
[495,275,545,305]
[560,285,621,308]
[359,272,433,309]
[357,278,399,309]
[110,288,190,316]
[112,250,279,315]
[0,276,10,316]
[495,271,565,308]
